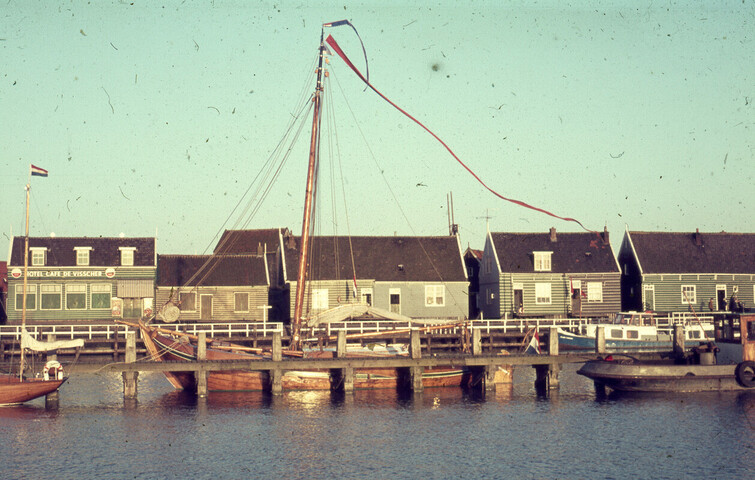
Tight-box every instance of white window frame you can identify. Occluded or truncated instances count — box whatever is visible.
[75,247,92,266]
[16,284,37,310]
[312,288,328,310]
[681,285,696,305]
[65,284,87,310]
[91,283,112,310]
[360,287,373,306]
[40,284,62,310]
[30,247,46,266]
[119,247,136,266]
[587,282,603,302]
[389,288,401,314]
[535,283,552,304]
[179,292,196,312]
[425,285,445,307]
[234,292,250,313]
[533,252,552,272]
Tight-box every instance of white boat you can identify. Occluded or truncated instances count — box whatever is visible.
[558,311,714,353]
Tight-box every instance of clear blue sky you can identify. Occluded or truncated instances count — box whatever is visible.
[2,1,753,261]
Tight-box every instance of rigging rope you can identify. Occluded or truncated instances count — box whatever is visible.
[323,30,593,232]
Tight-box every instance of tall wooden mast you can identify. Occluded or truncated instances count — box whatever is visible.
[291,30,326,350]
[20,183,30,379]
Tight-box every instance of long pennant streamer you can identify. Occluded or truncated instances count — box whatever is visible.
[324,32,592,232]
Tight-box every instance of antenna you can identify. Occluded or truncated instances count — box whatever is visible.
[447,192,458,236]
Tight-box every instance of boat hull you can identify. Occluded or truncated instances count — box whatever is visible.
[577,360,748,392]
[559,330,674,352]
[152,333,469,392]
[0,374,66,405]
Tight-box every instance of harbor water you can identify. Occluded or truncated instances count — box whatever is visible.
[2,365,754,479]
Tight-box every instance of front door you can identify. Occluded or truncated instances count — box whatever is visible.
[643,285,655,311]
[717,287,727,311]
[513,288,524,315]
[123,298,140,319]
[200,294,213,321]
[389,289,401,315]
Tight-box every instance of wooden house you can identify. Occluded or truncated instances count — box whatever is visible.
[155,254,270,322]
[281,231,469,321]
[618,230,755,313]
[6,236,156,323]
[479,228,620,319]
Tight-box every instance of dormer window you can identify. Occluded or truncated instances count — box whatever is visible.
[30,247,47,266]
[119,247,136,266]
[75,247,92,266]
[534,251,552,272]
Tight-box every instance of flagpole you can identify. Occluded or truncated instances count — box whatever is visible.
[20,181,30,380]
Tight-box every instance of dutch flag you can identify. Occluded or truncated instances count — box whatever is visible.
[30,164,48,177]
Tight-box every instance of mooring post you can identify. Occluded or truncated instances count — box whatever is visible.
[196,332,208,397]
[595,326,606,354]
[547,327,560,389]
[335,330,354,393]
[122,331,138,400]
[472,327,482,356]
[673,324,685,356]
[409,329,423,392]
[44,334,60,408]
[270,331,282,395]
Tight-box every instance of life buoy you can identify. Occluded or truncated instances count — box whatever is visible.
[735,361,755,388]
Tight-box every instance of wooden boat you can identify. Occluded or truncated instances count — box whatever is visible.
[559,311,714,353]
[0,373,66,406]
[577,314,755,392]
[0,170,82,405]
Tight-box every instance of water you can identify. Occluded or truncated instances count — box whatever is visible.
[2,366,754,479]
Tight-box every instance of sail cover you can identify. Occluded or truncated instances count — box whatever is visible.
[21,328,85,352]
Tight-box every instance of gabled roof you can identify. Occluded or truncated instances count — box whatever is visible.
[282,234,466,282]
[157,254,268,287]
[464,247,483,262]
[9,237,156,267]
[489,230,618,274]
[214,228,285,255]
[627,231,755,274]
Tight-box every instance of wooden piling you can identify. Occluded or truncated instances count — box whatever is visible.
[472,328,482,356]
[547,327,560,389]
[122,331,138,399]
[409,329,423,392]
[595,326,606,354]
[335,331,354,392]
[270,331,282,394]
[673,324,685,356]
[196,332,208,397]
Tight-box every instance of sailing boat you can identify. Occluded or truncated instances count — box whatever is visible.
[1,168,83,405]
[136,22,473,392]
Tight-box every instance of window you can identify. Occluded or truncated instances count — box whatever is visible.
[30,248,46,266]
[534,252,552,272]
[681,285,696,304]
[312,289,328,310]
[610,329,623,339]
[15,284,37,310]
[75,247,92,266]
[361,288,373,306]
[234,292,249,312]
[535,283,551,304]
[626,330,639,339]
[40,284,62,310]
[119,247,135,266]
[587,282,603,302]
[66,284,87,309]
[425,285,445,307]
[179,292,196,311]
[91,284,112,309]
[389,288,401,314]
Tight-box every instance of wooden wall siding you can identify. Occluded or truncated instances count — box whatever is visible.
[288,280,375,319]
[155,286,269,322]
[373,281,468,319]
[642,274,755,313]
[567,273,622,317]
[7,272,155,323]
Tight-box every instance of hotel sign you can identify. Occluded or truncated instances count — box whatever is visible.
[13,268,117,279]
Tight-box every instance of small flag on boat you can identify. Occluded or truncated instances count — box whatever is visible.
[30,164,48,177]
[524,329,541,355]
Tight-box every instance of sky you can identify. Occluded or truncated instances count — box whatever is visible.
[2,0,753,261]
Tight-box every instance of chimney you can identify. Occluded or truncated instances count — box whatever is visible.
[694,228,702,246]
[549,227,557,243]
[257,242,263,255]
[601,226,609,245]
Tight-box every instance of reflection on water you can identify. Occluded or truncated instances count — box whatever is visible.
[1,367,754,479]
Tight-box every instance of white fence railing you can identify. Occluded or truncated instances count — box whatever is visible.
[0,322,284,341]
